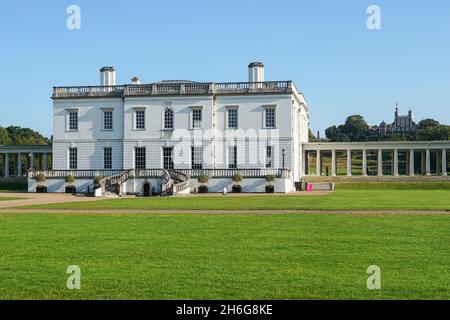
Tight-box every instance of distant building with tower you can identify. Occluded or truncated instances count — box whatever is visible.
[371,106,418,136]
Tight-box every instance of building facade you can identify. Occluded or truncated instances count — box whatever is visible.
[46,63,309,193]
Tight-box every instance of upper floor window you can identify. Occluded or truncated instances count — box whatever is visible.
[68,110,78,131]
[134,109,145,130]
[192,108,202,129]
[103,110,113,131]
[264,106,276,128]
[164,109,174,130]
[69,148,77,170]
[227,108,238,129]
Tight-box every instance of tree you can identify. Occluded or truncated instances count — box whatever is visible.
[416,126,449,141]
[0,127,10,145]
[6,126,49,145]
[342,115,369,142]
[0,126,49,146]
[325,126,338,141]
[418,119,440,130]
[324,115,369,142]
[308,129,317,141]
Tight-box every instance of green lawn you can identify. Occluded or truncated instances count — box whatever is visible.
[26,185,450,211]
[0,213,449,300]
[0,197,21,201]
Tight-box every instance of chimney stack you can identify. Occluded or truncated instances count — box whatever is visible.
[248,62,265,82]
[100,66,116,86]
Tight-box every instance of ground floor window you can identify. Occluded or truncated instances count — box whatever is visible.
[135,147,146,169]
[163,147,174,169]
[228,146,237,169]
[69,148,77,170]
[104,147,112,169]
[266,146,273,168]
[191,146,203,169]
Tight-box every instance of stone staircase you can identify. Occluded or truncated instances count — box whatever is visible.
[101,169,190,197]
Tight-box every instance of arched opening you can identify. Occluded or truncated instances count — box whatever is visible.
[143,181,151,197]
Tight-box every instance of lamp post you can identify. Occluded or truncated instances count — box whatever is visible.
[282,148,285,169]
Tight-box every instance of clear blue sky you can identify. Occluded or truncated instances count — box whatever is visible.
[0,0,449,138]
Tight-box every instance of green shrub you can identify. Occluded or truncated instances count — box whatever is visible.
[197,175,209,185]
[93,176,104,185]
[232,173,243,185]
[265,175,276,185]
[35,173,47,185]
[65,175,76,185]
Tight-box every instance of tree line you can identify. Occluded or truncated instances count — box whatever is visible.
[0,126,50,146]
[324,115,450,142]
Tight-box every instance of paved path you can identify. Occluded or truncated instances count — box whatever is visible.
[0,193,104,209]
[0,191,331,210]
[1,208,449,215]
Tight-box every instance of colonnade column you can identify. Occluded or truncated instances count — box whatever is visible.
[347,149,352,176]
[17,153,23,177]
[426,149,431,176]
[316,151,321,176]
[409,149,415,176]
[302,150,307,176]
[362,149,367,176]
[377,149,383,176]
[30,153,35,171]
[393,149,399,176]
[331,149,336,176]
[4,153,9,177]
[43,153,48,171]
[442,149,447,176]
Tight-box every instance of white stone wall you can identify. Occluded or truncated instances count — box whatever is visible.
[28,177,294,194]
[28,179,95,193]
[53,98,124,170]
[52,141,123,170]
[52,88,310,183]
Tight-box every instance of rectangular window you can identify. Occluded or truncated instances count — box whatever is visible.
[228,146,237,169]
[266,146,273,168]
[69,148,77,170]
[192,109,202,128]
[265,108,276,128]
[104,147,112,169]
[228,109,238,129]
[69,111,78,131]
[103,111,113,131]
[135,147,146,169]
[191,146,203,169]
[164,109,174,129]
[135,109,145,130]
[163,147,174,169]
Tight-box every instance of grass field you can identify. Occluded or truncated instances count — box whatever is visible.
[25,183,450,211]
[0,197,21,201]
[0,212,449,300]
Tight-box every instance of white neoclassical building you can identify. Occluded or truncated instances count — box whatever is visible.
[28,63,309,193]
[22,62,449,194]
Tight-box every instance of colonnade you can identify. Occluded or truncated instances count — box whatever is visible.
[0,146,52,178]
[303,142,449,177]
